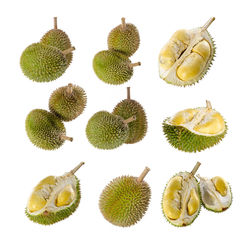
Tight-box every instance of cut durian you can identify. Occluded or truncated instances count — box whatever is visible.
[162,100,227,152]
[159,17,215,86]
[162,162,201,227]
[26,162,84,225]
[198,175,232,212]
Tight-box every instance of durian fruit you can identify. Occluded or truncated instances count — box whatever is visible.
[113,87,147,144]
[162,162,201,227]
[99,167,151,227]
[198,175,232,212]
[108,17,140,56]
[41,17,73,66]
[93,50,141,85]
[26,162,84,225]
[20,43,75,82]
[25,109,73,150]
[159,17,216,86]
[162,100,227,152]
[86,111,136,149]
[49,83,87,121]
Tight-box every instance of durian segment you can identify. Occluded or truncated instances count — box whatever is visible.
[171,109,198,125]
[192,40,211,61]
[187,188,200,216]
[27,193,47,213]
[34,176,56,191]
[212,176,227,196]
[56,184,75,207]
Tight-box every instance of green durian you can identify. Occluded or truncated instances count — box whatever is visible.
[49,83,87,121]
[25,109,73,150]
[25,162,84,225]
[20,43,75,82]
[159,17,216,86]
[93,50,141,85]
[86,111,136,150]
[162,162,201,227]
[113,87,147,144]
[41,17,73,66]
[162,100,227,152]
[108,17,140,56]
[99,167,151,227]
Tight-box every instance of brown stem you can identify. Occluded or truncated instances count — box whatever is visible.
[70,162,85,175]
[62,47,75,55]
[54,17,58,29]
[206,100,212,109]
[121,17,126,30]
[127,87,131,100]
[124,115,136,124]
[66,83,73,95]
[202,17,215,31]
[61,134,73,142]
[190,162,201,176]
[129,62,141,68]
[137,167,150,183]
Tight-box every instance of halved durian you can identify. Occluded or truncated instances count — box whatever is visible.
[162,101,227,152]
[198,175,232,212]
[159,17,215,86]
[25,162,84,225]
[162,162,201,226]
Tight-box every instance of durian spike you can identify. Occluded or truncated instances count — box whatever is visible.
[129,62,141,68]
[206,100,212,109]
[61,134,73,142]
[137,167,150,183]
[127,87,131,100]
[190,162,201,176]
[62,47,75,55]
[70,162,85,175]
[66,83,73,95]
[201,17,215,31]
[54,17,58,29]
[121,17,126,31]
[124,115,136,124]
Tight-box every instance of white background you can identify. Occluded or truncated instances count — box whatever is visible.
[1,0,248,249]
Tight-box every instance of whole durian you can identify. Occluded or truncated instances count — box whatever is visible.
[108,17,140,56]
[49,83,87,121]
[99,167,151,227]
[41,17,73,66]
[20,43,75,82]
[93,50,141,85]
[159,17,216,86]
[162,100,227,152]
[162,162,201,227]
[25,109,73,150]
[26,162,84,225]
[86,111,136,150]
[113,87,147,144]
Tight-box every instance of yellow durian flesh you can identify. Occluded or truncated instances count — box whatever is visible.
[212,176,227,196]
[187,188,200,216]
[34,176,56,191]
[192,40,211,61]
[56,184,75,207]
[27,193,47,213]
[171,109,198,125]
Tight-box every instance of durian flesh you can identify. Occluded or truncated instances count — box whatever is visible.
[159,18,215,86]
[198,175,232,212]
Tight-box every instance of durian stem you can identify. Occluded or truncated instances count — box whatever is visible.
[190,162,201,176]
[62,47,75,55]
[137,167,150,183]
[201,17,215,31]
[61,135,73,142]
[124,115,136,124]
[70,162,85,175]
[129,62,141,68]
[121,17,126,30]
[54,17,58,29]
[67,83,73,95]
[206,100,212,109]
[127,87,131,100]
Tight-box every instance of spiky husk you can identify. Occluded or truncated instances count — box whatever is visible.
[86,111,128,149]
[25,177,81,225]
[20,43,68,82]
[99,176,151,227]
[25,109,66,150]
[162,118,227,152]
[41,29,73,66]
[93,50,133,85]
[108,23,140,56]
[113,99,147,144]
[49,85,87,121]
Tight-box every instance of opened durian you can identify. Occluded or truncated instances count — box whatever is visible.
[162,162,201,227]
[159,17,215,86]
[93,50,141,85]
[198,175,232,212]
[26,162,84,225]
[162,100,227,152]
[113,87,147,144]
[108,17,140,56]
[49,83,87,121]
[25,109,73,150]
[99,167,151,227]
[86,111,136,149]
